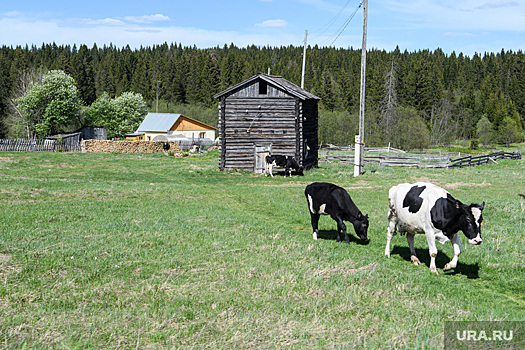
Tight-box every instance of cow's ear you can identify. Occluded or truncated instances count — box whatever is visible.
[480,201,485,210]
[357,212,362,219]
[455,200,461,209]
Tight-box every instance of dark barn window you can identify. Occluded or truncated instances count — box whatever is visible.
[259,79,267,95]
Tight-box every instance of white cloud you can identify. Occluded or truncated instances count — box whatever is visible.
[475,1,519,10]
[122,14,170,23]
[83,18,124,26]
[379,0,525,32]
[255,19,288,28]
[443,32,476,37]
[0,15,300,49]
[2,11,20,17]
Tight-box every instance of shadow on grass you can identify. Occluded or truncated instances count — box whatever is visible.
[391,246,480,279]
[316,229,370,246]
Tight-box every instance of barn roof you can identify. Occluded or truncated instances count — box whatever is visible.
[214,73,320,100]
[137,113,181,132]
[136,113,217,132]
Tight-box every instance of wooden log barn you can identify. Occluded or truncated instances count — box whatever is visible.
[214,73,320,173]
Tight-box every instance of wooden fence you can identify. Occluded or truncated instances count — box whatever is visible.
[449,150,521,167]
[0,139,81,152]
[319,145,406,164]
[379,154,451,168]
[319,146,521,169]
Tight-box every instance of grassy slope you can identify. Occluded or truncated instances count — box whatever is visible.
[0,149,524,349]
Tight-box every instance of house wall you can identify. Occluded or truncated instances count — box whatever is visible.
[219,96,300,171]
[137,130,215,141]
[176,130,216,140]
[126,134,145,141]
[302,99,319,170]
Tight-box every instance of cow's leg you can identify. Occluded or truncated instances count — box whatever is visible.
[310,213,320,240]
[385,218,397,258]
[269,164,274,177]
[425,232,439,275]
[385,200,397,257]
[443,233,461,271]
[334,217,349,243]
[406,234,421,266]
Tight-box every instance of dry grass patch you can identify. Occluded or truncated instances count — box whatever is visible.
[443,181,491,189]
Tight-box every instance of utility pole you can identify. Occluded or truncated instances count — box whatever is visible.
[301,30,308,89]
[156,80,160,113]
[354,0,367,177]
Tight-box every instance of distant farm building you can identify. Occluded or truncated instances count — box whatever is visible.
[126,113,217,142]
[214,73,320,173]
[79,126,107,140]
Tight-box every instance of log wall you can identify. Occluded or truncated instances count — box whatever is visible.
[220,97,300,171]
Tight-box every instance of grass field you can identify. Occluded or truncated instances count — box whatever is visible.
[1,148,524,349]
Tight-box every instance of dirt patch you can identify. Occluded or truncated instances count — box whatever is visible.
[38,163,74,169]
[0,253,11,263]
[249,181,311,187]
[443,181,491,189]
[305,261,377,280]
[410,177,435,184]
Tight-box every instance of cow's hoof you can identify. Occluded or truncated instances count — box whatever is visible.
[313,232,318,240]
[385,252,390,258]
[410,256,421,266]
[443,263,455,271]
[430,267,439,275]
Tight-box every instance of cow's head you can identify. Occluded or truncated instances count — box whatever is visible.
[353,213,369,240]
[459,201,485,245]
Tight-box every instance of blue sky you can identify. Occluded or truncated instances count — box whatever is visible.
[1,0,524,57]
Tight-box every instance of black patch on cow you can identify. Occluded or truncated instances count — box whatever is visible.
[430,194,463,238]
[403,185,426,213]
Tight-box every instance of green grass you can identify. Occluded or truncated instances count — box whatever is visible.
[0,148,524,349]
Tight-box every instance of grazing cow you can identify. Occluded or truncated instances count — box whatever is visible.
[264,155,303,178]
[305,182,369,243]
[385,182,484,274]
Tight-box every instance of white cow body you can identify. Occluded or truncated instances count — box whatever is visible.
[385,182,484,274]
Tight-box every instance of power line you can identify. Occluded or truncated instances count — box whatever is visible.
[329,1,363,46]
[309,0,354,37]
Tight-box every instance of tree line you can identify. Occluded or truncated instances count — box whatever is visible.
[0,42,523,149]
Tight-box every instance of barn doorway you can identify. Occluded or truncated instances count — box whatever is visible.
[254,143,272,174]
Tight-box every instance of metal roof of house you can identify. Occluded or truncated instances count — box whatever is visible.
[136,113,181,132]
[136,113,217,133]
[213,73,320,100]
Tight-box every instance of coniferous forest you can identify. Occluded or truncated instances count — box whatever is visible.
[0,42,524,149]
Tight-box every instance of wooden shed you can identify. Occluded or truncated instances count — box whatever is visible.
[214,73,320,173]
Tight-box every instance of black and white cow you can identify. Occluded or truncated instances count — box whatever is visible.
[385,182,484,274]
[264,155,303,178]
[305,182,369,243]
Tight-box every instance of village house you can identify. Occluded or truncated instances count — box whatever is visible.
[125,113,217,142]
